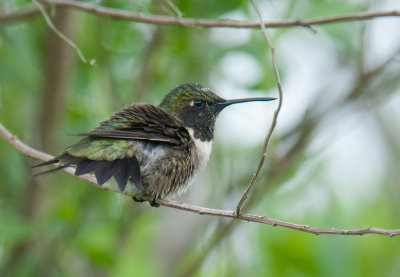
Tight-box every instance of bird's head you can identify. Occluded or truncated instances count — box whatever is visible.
[159,83,276,141]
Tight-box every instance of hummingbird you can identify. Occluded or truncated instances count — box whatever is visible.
[35,83,276,206]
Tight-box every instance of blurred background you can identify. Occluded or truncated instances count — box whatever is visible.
[1,0,400,276]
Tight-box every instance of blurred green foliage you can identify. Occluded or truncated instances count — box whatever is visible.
[1,0,400,276]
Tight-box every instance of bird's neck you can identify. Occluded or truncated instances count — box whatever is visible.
[187,128,213,170]
[185,118,216,141]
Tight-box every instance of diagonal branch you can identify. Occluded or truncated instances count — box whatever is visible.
[32,0,95,65]
[235,0,284,215]
[175,40,400,276]
[32,0,400,29]
[1,122,400,237]
[0,123,102,189]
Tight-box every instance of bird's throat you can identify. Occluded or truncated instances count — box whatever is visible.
[187,128,213,170]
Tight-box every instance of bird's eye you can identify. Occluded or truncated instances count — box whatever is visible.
[193,100,204,107]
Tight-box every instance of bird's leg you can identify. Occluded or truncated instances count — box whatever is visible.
[132,196,145,203]
[132,196,159,208]
[149,196,160,208]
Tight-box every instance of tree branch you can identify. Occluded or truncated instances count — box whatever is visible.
[235,0,284,215]
[1,123,399,237]
[174,26,400,275]
[0,7,41,23]
[34,0,400,29]
[32,0,95,65]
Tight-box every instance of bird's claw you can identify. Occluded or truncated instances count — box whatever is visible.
[150,197,160,207]
[132,196,159,208]
[132,196,145,203]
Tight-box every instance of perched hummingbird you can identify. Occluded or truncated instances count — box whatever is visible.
[35,83,276,206]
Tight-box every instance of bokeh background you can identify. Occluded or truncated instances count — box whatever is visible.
[1,0,400,276]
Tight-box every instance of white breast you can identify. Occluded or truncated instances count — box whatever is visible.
[188,128,213,169]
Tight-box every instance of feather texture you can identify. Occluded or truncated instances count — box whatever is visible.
[83,104,191,145]
[33,104,191,195]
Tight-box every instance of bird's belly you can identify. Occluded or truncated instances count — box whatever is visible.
[137,143,200,199]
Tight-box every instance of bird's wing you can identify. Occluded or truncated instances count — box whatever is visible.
[34,104,190,193]
[56,104,190,192]
[65,104,191,162]
[80,104,191,145]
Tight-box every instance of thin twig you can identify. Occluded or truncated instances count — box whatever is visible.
[0,7,41,23]
[32,0,95,65]
[133,26,163,102]
[235,0,284,215]
[158,199,400,236]
[175,42,400,276]
[36,0,400,29]
[1,122,399,237]
[163,0,183,18]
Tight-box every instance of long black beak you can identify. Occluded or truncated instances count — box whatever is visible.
[216,97,277,110]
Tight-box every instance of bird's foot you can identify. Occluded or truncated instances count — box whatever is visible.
[132,196,159,208]
[132,196,145,203]
[150,196,160,208]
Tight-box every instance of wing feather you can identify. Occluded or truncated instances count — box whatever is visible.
[81,104,191,145]
[33,104,186,192]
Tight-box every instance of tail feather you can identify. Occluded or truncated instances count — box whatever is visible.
[31,158,60,168]
[31,155,67,176]
[32,165,70,177]
[93,161,118,186]
[113,157,142,191]
[129,157,142,191]
[32,153,80,168]
[75,159,99,176]
[114,159,129,191]
[33,154,142,192]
